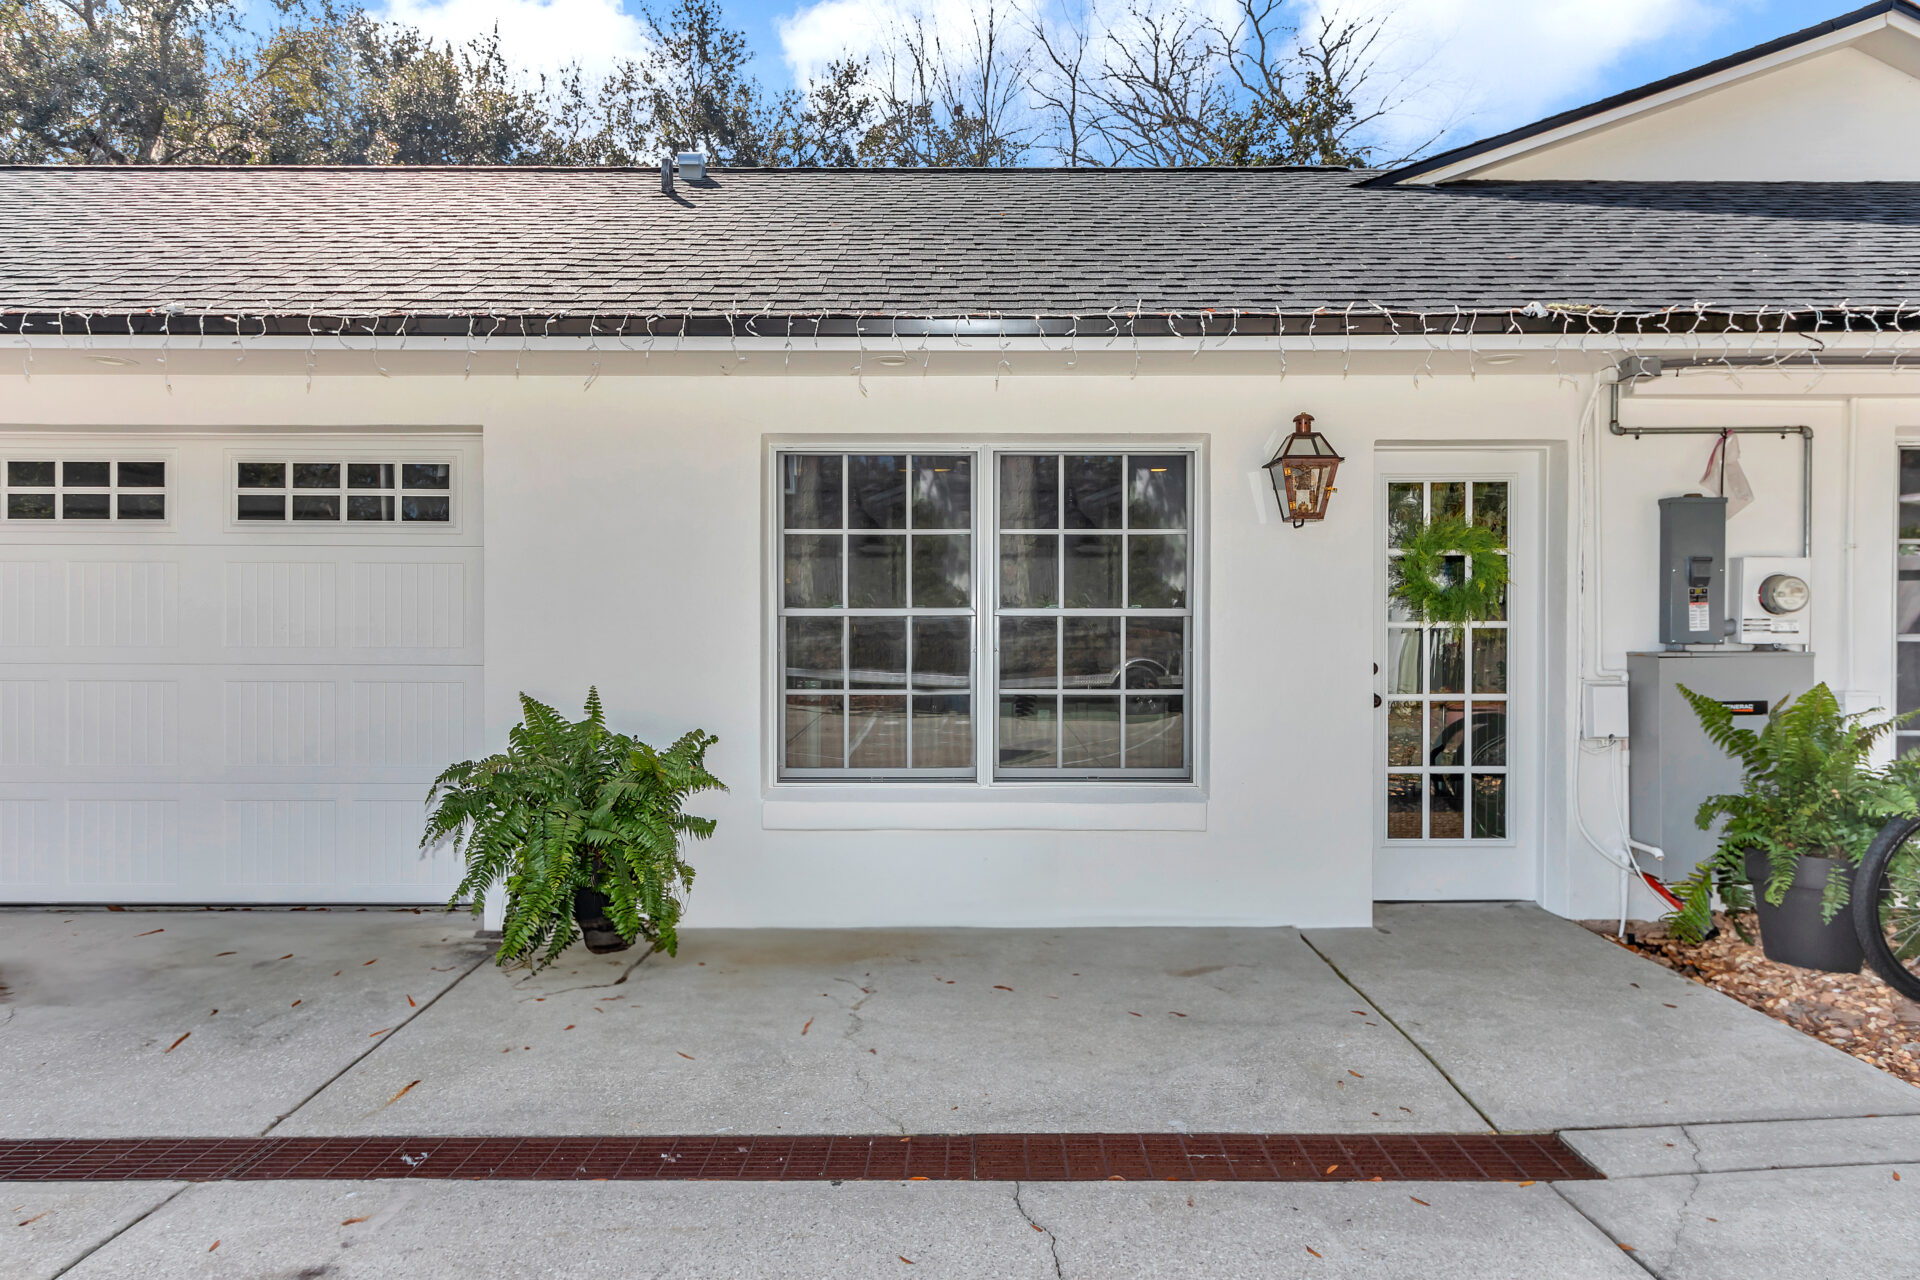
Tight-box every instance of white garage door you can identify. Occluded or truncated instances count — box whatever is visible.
[0,432,482,904]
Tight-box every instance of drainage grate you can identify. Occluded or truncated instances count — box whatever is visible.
[0,1134,1598,1182]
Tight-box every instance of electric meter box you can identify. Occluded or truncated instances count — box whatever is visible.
[1627,650,1814,879]
[1659,495,1727,645]
[1731,557,1812,648]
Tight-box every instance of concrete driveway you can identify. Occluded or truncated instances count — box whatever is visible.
[4,902,1917,1278]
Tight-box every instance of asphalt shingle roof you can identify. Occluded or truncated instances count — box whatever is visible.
[3,165,1918,320]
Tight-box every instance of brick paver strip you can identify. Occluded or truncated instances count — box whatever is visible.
[0,1134,1599,1182]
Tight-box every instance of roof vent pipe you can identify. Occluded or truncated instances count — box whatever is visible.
[660,156,674,195]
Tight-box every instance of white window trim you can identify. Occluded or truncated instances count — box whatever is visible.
[761,435,1209,823]
[1,449,175,528]
[222,450,462,533]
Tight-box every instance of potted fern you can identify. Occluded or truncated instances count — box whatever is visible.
[1670,682,1915,972]
[425,689,724,969]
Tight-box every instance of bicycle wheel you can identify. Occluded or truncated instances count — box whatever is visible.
[1855,815,1920,1002]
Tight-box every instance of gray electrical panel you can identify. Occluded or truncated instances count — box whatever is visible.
[1659,495,1727,645]
[1627,650,1813,879]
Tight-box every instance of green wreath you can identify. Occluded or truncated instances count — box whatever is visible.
[1390,516,1509,624]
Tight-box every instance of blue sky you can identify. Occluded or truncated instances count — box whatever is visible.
[358,0,1844,152]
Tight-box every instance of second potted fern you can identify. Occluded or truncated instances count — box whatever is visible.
[1671,682,1916,972]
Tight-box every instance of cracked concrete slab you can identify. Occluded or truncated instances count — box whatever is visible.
[1304,904,1920,1130]
[1564,1115,1920,1178]
[0,910,491,1137]
[62,1179,1060,1279]
[275,928,1486,1136]
[1559,1162,1920,1280]
[1017,1181,1649,1279]
[0,1181,183,1280]
[57,1179,1648,1280]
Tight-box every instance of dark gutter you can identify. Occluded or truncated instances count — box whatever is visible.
[6,308,1918,340]
[1367,0,1920,186]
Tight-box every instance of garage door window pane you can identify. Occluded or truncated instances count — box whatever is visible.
[234,460,452,526]
[6,458,166,523]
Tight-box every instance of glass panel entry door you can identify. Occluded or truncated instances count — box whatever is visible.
[1375,451,1538,904]
[1384,479,1509,841]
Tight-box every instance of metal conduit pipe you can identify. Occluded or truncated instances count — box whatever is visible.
[1608,362,1813,558]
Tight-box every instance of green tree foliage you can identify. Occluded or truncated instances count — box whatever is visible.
[1669,682,1918,944]
[2,0,1405,167]
[428,689,724,970]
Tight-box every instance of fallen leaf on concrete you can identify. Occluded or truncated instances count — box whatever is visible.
[1306,1246,1322,1258]
[382,1081,421,1109]
[17,1211,49,1226]
[1410,1196,1429,1206]
[802,1019,813,1035]
[898,1257,914,1265]
[1896,1172,1903,1181]
[342,1217,368,1226]
[1619,1244,1636,1253]
[678,1052,694,1060]
[164,1033,190,1053]
[106,905,124,911]
[1128,1012,1142,1017]
[565,1025,576,1031]
[1515,1180,1536,1187]
[1348,1070,1364,1079]
[369,1028,391,1037]
[407,996,417,1008]
[1106,1175,1125,1181]
[215,952,236,957]
[364,959,378,966]
[291,1000,301,1007]
[209,1241,220,1252]
[279,954,293,960]
[1170,1012,1186,1017]
[135,928,164,937]
[1610,916,1920,1086]
[994,985,1013,992]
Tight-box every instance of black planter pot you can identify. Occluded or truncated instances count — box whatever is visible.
[1743,850,1864,974]
[572,888,634,955]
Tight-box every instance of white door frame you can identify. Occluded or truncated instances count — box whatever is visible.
[1372,446,1547,901]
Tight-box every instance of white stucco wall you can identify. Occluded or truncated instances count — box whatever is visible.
[1468,47,1920,181]
[5,358,1917,926]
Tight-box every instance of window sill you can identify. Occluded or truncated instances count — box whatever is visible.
[760,784,1208,832]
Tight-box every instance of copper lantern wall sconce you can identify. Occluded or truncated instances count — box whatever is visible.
[1263,412,1343,528]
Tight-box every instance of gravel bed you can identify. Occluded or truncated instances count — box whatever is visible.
[1590,915,1920,1088]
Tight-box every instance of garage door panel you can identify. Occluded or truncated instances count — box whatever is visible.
[0,785,463,902]
[0,433,481,903]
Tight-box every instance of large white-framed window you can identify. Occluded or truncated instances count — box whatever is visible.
[3,457,170,523]
[779,452,977,779]
[774,445,1197,784]
[228,457,455,527]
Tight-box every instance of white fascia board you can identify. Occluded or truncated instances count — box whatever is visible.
[5,332,1916,356]
[1396,12,1907,186]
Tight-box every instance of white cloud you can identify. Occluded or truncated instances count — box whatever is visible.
[377,0,652,81]
[1300,0,1730,157]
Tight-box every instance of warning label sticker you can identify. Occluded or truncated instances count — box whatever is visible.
[1688,602,1710,632]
